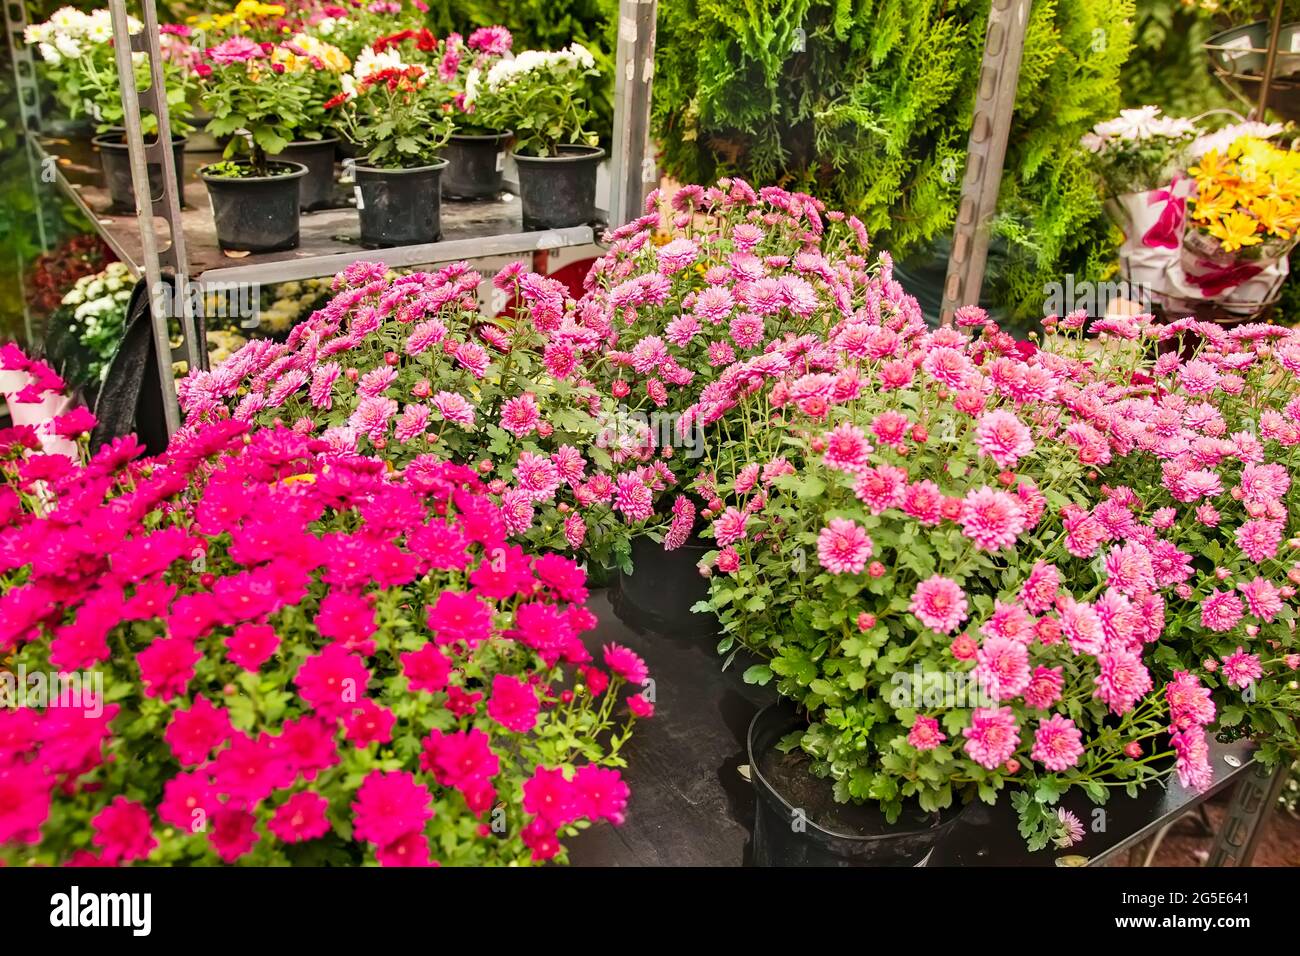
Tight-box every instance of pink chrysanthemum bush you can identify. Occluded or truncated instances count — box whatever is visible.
[0,394,651,866]
[177,260,648,572]
[1042,311,1300,766]
[572,179,875,549]
[690,285,1222,850]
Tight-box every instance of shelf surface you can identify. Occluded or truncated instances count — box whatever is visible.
[37,134,598,286]
[573,589,1257,867]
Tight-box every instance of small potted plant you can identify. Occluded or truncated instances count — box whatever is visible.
[25,8,196,212]
[197,36,312,252]
[327,46,454,247]
[270,34,353,210]
[442,26,515,199]
[466,43,603,229]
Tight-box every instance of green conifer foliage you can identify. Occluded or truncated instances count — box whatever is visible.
[653,0,1136,319]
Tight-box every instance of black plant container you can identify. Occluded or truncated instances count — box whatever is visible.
[614,534,717,637]
[93,133,188,213]
[442,130,513,199]
[279,137,340,211]
[512,144,604,230]
[353,160,448,248]
[199,161,307,253]
[748,703,966,867]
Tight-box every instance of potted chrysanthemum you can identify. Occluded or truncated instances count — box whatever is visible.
[441,26,516,199]
[327,45,454,247]
[197,36,313,252]
[270,33,353,210]
[465,43,602,229]
[25,7,196,212]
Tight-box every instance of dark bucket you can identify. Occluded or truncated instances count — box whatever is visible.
[442,130,513,199]
[93,133,188,213]
[614,534,716,637]
[512,145,604,230]
[279,137,340,211]
[353,160,448,248]
[199,161,307,253]
[748,703,965,866]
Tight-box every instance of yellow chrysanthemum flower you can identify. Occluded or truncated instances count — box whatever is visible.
[1207,211,1264,252]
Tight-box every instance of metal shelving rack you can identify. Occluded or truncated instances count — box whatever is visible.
[19,0,659,430]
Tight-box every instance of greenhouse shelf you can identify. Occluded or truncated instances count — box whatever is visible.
[571,590,1262,868]
[35,134,599,288]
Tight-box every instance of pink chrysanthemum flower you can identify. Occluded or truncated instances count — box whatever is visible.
[1221,646,1262,690]
[908,715,947,751]
[974,635,1031,701]
[816,518,873,575]
[853,464,907,513]
[973,409,1034,469]
[1200,588,1244,633]
[1020,561,1060,614]
[822,423,873,473]
[1093,647,1152,715]
[1238,577,1283,622]
[431,390,474,427]
[1031,715,1084,772]
[712,507,749,547]
[1022,666,1064,710]
[909,575,968,634]
[500,393,542,437]
[961,707,1020,770]
[1235,518,1283,563]
[958,487,1027,551]
[1055,808,1085,848]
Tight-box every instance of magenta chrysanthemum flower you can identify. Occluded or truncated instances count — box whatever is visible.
[1031,715,1084,772]
[961,706,1020,770]
[973,409,1034,469]
[816,518,873,575]
[613,472,654,523]
[1200,588,1244,633]
[1171,727,1213,792]
[487,674,540,733]
[909,575,968,634]
[351,770,433,848]
[269,792,332,843]
[712,507,749,547]
[958,487,1027,551]
[603,642,649,684]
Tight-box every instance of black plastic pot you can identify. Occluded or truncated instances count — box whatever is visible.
[279,137,340,211]
[748,703,965,866]
[442,130,513,199]
[93,133,188,213]
[353,160,448,248]
[614,534,717,637]
[512,145,604,230]
[199,161,307,253]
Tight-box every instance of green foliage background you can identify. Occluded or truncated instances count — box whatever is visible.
[652,0,1136,320]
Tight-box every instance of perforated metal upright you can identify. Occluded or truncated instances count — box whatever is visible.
[108,0,199,435]
[939,0,1032,324]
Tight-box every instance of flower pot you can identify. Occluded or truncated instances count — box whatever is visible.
[613,534,717,637]
[748,702,965,867]
[93,133,188,214]
[1205,21,1272,76]
[279,137,341,211]
[442,130,513,199]
[1178,225,1295,303]
[199,161,308,253]
[512,145,604,230]
[352,160,448,248]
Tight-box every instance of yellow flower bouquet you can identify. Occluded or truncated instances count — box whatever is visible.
[1181,135,1300,299]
